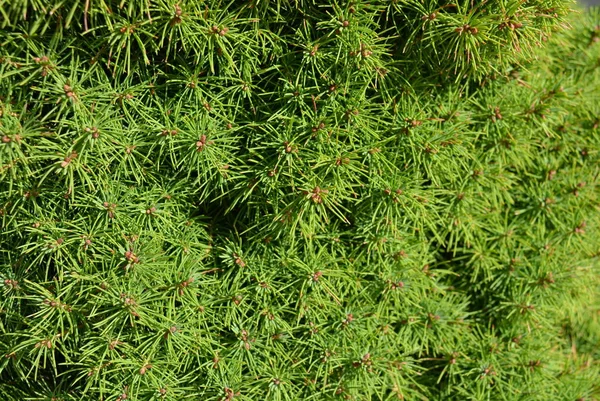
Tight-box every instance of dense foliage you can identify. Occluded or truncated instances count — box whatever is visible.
[1,0,599,400]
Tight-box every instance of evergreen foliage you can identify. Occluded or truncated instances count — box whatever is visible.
[1,0,599,400]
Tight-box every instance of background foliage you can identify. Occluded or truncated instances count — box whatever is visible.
[1,0,599,400]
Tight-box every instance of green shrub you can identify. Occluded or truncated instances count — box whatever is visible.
[1,1,599,400]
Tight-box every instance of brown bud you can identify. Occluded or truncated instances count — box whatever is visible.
[139,364,152,375]
[312,271,322,282]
